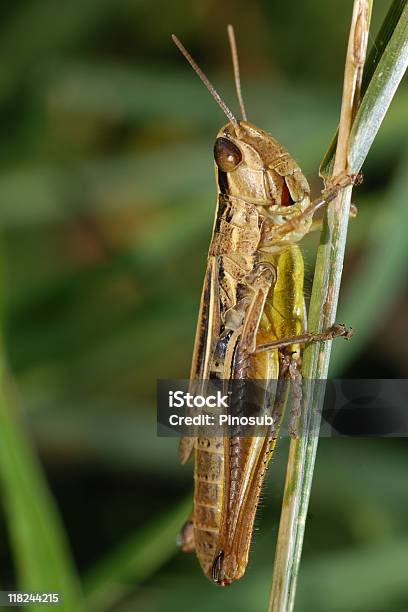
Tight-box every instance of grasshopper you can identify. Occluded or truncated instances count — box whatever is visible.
[173,26,354,587]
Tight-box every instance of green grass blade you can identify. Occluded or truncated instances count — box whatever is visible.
[269,1,408,610]
[0,363,84,611]
[349,2,408,173]
[320,0,408,177]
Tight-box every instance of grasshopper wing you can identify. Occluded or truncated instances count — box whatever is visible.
[179,257,220,464]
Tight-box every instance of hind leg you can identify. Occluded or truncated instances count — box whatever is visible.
[177,513,195,553]
[254,324,353,354]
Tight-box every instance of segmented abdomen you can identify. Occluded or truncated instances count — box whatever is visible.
[193,437,225,575]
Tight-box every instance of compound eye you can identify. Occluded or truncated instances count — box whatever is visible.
[214,137,242,172]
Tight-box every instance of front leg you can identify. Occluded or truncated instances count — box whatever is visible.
[254,323,353,354]
[261,173,361,245]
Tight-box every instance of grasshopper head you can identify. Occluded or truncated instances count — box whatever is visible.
[214,120,313,243]
[172,32,313,244]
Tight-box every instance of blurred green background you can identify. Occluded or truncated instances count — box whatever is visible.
[0,0,407,611]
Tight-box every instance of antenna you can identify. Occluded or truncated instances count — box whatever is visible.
[171,34,239,129]
[227,25,247,121]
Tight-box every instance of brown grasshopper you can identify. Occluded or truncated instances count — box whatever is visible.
[173,26,355,586]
